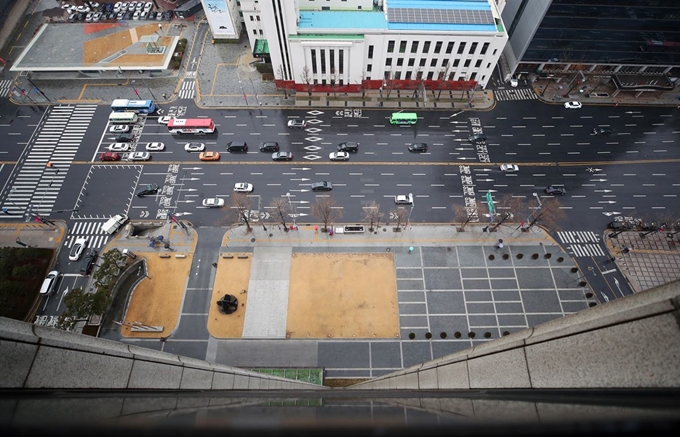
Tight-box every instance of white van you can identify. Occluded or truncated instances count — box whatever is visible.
[102,214,128,235]
[40,270,60,295]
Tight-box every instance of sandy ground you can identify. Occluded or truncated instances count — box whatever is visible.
[207,255,251,338]
[83,24,172,66]
[120,253,193,338]
[286,253,400,339]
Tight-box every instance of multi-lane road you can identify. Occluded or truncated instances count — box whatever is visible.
[1,98,678,318]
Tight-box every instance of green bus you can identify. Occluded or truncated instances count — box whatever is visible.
[389,112,418,125]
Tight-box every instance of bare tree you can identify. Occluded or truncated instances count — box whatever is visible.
[480,195,525,232]
[300,65,313,98]
[363,201,384,231]
[276,65,288,99]
[330,71,340,97]
[453,203,474,232]
[270,196,290,229]
[311,197,343,232]
[231,192,252,232]
[358,72,367,98]
[436,67,448,100]
[390,207,409,231]
[385,70,396,98]
[524,198,566,232]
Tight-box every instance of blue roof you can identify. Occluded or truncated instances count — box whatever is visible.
[298,11,387,30]
[386,0,492,11]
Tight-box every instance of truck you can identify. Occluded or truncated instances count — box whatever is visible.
[102,214,128,235]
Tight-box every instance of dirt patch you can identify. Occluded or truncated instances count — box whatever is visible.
[286,253,399,339]
[207,255,251,338]
[83,28,132,64]
[83,23,120,35]
[116,53,169,66]
[120,253,192,338]
[82,25,172,65]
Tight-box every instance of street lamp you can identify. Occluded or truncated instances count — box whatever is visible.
[286,192,296,226]
[523,193,542,230]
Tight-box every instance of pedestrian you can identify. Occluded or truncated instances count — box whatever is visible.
[497,239,504,249]
[212,262,217,268]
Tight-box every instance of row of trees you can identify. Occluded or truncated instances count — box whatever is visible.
[228,193,565,233]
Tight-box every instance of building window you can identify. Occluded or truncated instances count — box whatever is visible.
[481,42,489,55]
[416,70,423,80]
[419,58,426,67]
[259,29,263,35]
[453,59,460,67]
[445,42,454,54]
[470,72,477,80]
[368,45,374,59]
[430,59,437,67]
[395,72,401,80]
[321,50,326,74]
[411,41,419,53]
[397,58,404,67]
[339,50,344,74]
[487,63,491,69]
[469,42,478,54]
[475,60,481,68]
[330,49,335,74]
[387,41,395,53]
[408,58,415,67]
[367,64,372,72]
[434,41,442,54]
[256,16,260,21]
[423,41,431,53]
[386,58,392,66]
[252,29,256,35]
[405,71,412,79]
[399,41,407,53]
[427,72,434,80]
[493,49,497,55]
[464,59,471,67]
[250,16,254,21]
[457,42,466,54]
[311,49,317,74]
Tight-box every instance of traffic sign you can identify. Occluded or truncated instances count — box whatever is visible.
[486,191,495,214]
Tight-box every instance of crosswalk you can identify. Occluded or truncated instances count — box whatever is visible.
[65,221,110,250]
[495,88,538,101]
[1,104,97,216]
[178,80,195,99]
[0,79,12,98]
[557,231,605,258]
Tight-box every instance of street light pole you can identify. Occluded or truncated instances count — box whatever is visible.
[286,192,296,226]
[523,193,542,230]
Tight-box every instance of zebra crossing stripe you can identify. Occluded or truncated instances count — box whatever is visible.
[495,88,538,101]
[0,79,12,98]
[568,244,605,258]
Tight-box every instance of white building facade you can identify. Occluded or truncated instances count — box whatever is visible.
[239,0,507,90]
[201,0,242,41]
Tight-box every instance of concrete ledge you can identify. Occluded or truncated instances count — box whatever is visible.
[0,317,40,343]
[128,360,182,389]
[180,367,214,389]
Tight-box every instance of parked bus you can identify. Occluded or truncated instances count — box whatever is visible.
[110,99,156,114]
[108,112,138,124]
[389,112,418,125]
[167,118,215,134]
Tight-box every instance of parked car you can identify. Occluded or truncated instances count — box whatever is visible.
[394,194,414,205]
[68,13,78,22]
[233,183,254,193]
[92,12,102,22]
[545,185,567,196]
[115,133,134,142]
[144,2,153,11]
[564,101,582,109]
[287,119,307,129]
[126,151,151,161]
[136,183,159,197]
[311,181,333,192]
[140,11,148,20]
[202,197,224,208]
[69,237,89,261]
[329,151,349,161]
[100,151,121,161]
[272,151,293,161]
[259,141,279,152]
[145,142,165,151]
[109,125,130,133]
[500,164,519,172]
[147,11,157,20]
[408,143,428,153]
[132,11,141,20]
[85,13,94,22]
[185,142,205,152]
[128,1,137,12]
[108,143,130,152]
[199,151,220,161]
[80,249,99,276]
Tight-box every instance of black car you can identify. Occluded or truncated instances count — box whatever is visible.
[311,181,333,192]
[259,141,279,152]
[80,249,98,276]
[592,127,613,135]
[163,11,173,20]
[124,11,134,20]
[77,12,86,20]
[337,142,359,153]
[408,143,428,152]
[148,11,157,20]
[136,183,159,198]
[545,185,567,196]
[116,133,134,142]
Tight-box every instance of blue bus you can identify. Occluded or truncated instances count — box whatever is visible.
[110,99,156,114]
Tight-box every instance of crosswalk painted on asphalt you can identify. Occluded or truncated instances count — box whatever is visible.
[2,104,97,216]
[557,231,605,258]
[178,80,195,99]
[495,88,538,101]
[65,221,110,250]
[0,79,12,98]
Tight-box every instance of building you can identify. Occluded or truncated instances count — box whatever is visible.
[239,0,508,92]
[500,0,680,95]
[200,0,242,41]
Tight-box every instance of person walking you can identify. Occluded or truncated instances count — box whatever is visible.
[496,239,504,249]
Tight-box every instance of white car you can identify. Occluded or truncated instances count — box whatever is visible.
[329,151,350,161]
[108,143,130,152]
[85,12,94,22]
[114,2,123,11]
[202,197,225,208]
[394,194,414,205]
[564,101,582,109]
[145,142,165,151]
[158,116,173,124]
[510,77,518,87]
[109,125,130,133]
[92,12,102,22]
[234,183,254,193]
[126,151,151,161]
[500,164,519,173]
[184,142,205,152]
[132,11,141,19]
[144,1,153,11]
[68,237,89,261]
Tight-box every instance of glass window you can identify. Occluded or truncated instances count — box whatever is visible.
[368,45,374,59]
[445,42,454,54]
[405,71,412,80]
[469,42,478,54]
[457,42,466,54]
[481,42,489,55]
[464,59,471,67]
[311,49,317,74]
[427,72,434,80]
[419,58,426,67]
[408,58,415,67]
[453,59,460,67]
[411,41,419,53]
[475,60,481,68]
[367,64,372,72]
[387,41,395,53]
[434,42,442,54]
[399,41,407,53]
[423,41,431,53]
[386,58,392,66]
[430,59,437,67]
[397,58,404,66]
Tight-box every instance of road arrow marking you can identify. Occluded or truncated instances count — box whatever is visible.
[290,178,310,181]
